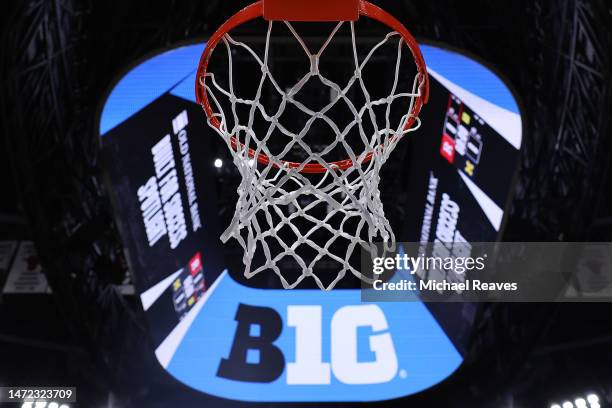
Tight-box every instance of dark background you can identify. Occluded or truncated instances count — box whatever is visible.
[1,1,612,407]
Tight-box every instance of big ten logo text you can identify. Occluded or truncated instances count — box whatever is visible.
[217,304,399,385]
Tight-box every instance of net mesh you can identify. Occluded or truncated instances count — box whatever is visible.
[200,21,425,290]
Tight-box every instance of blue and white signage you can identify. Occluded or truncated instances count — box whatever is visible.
[99,40,522,404]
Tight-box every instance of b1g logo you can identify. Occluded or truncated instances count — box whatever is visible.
[218,304,398,385]
[159,273,463,402]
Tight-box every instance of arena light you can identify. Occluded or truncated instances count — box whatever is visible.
[575,398,587,407]
[20,402,70,408]
[551,392,602,408]
[587,394,599,405]
[213,158,223,168]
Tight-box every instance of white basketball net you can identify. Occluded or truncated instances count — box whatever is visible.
[201,21,425,290]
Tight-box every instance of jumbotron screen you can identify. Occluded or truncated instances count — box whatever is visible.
[98,40,522,404]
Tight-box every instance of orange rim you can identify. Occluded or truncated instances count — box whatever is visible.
[195,0,429,174]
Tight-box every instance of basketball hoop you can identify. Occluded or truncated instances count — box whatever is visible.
[196,0,428,290]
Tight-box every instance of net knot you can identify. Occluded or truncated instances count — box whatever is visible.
[310,55,320,75]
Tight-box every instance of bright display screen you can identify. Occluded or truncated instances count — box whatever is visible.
[99,40,522,404]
